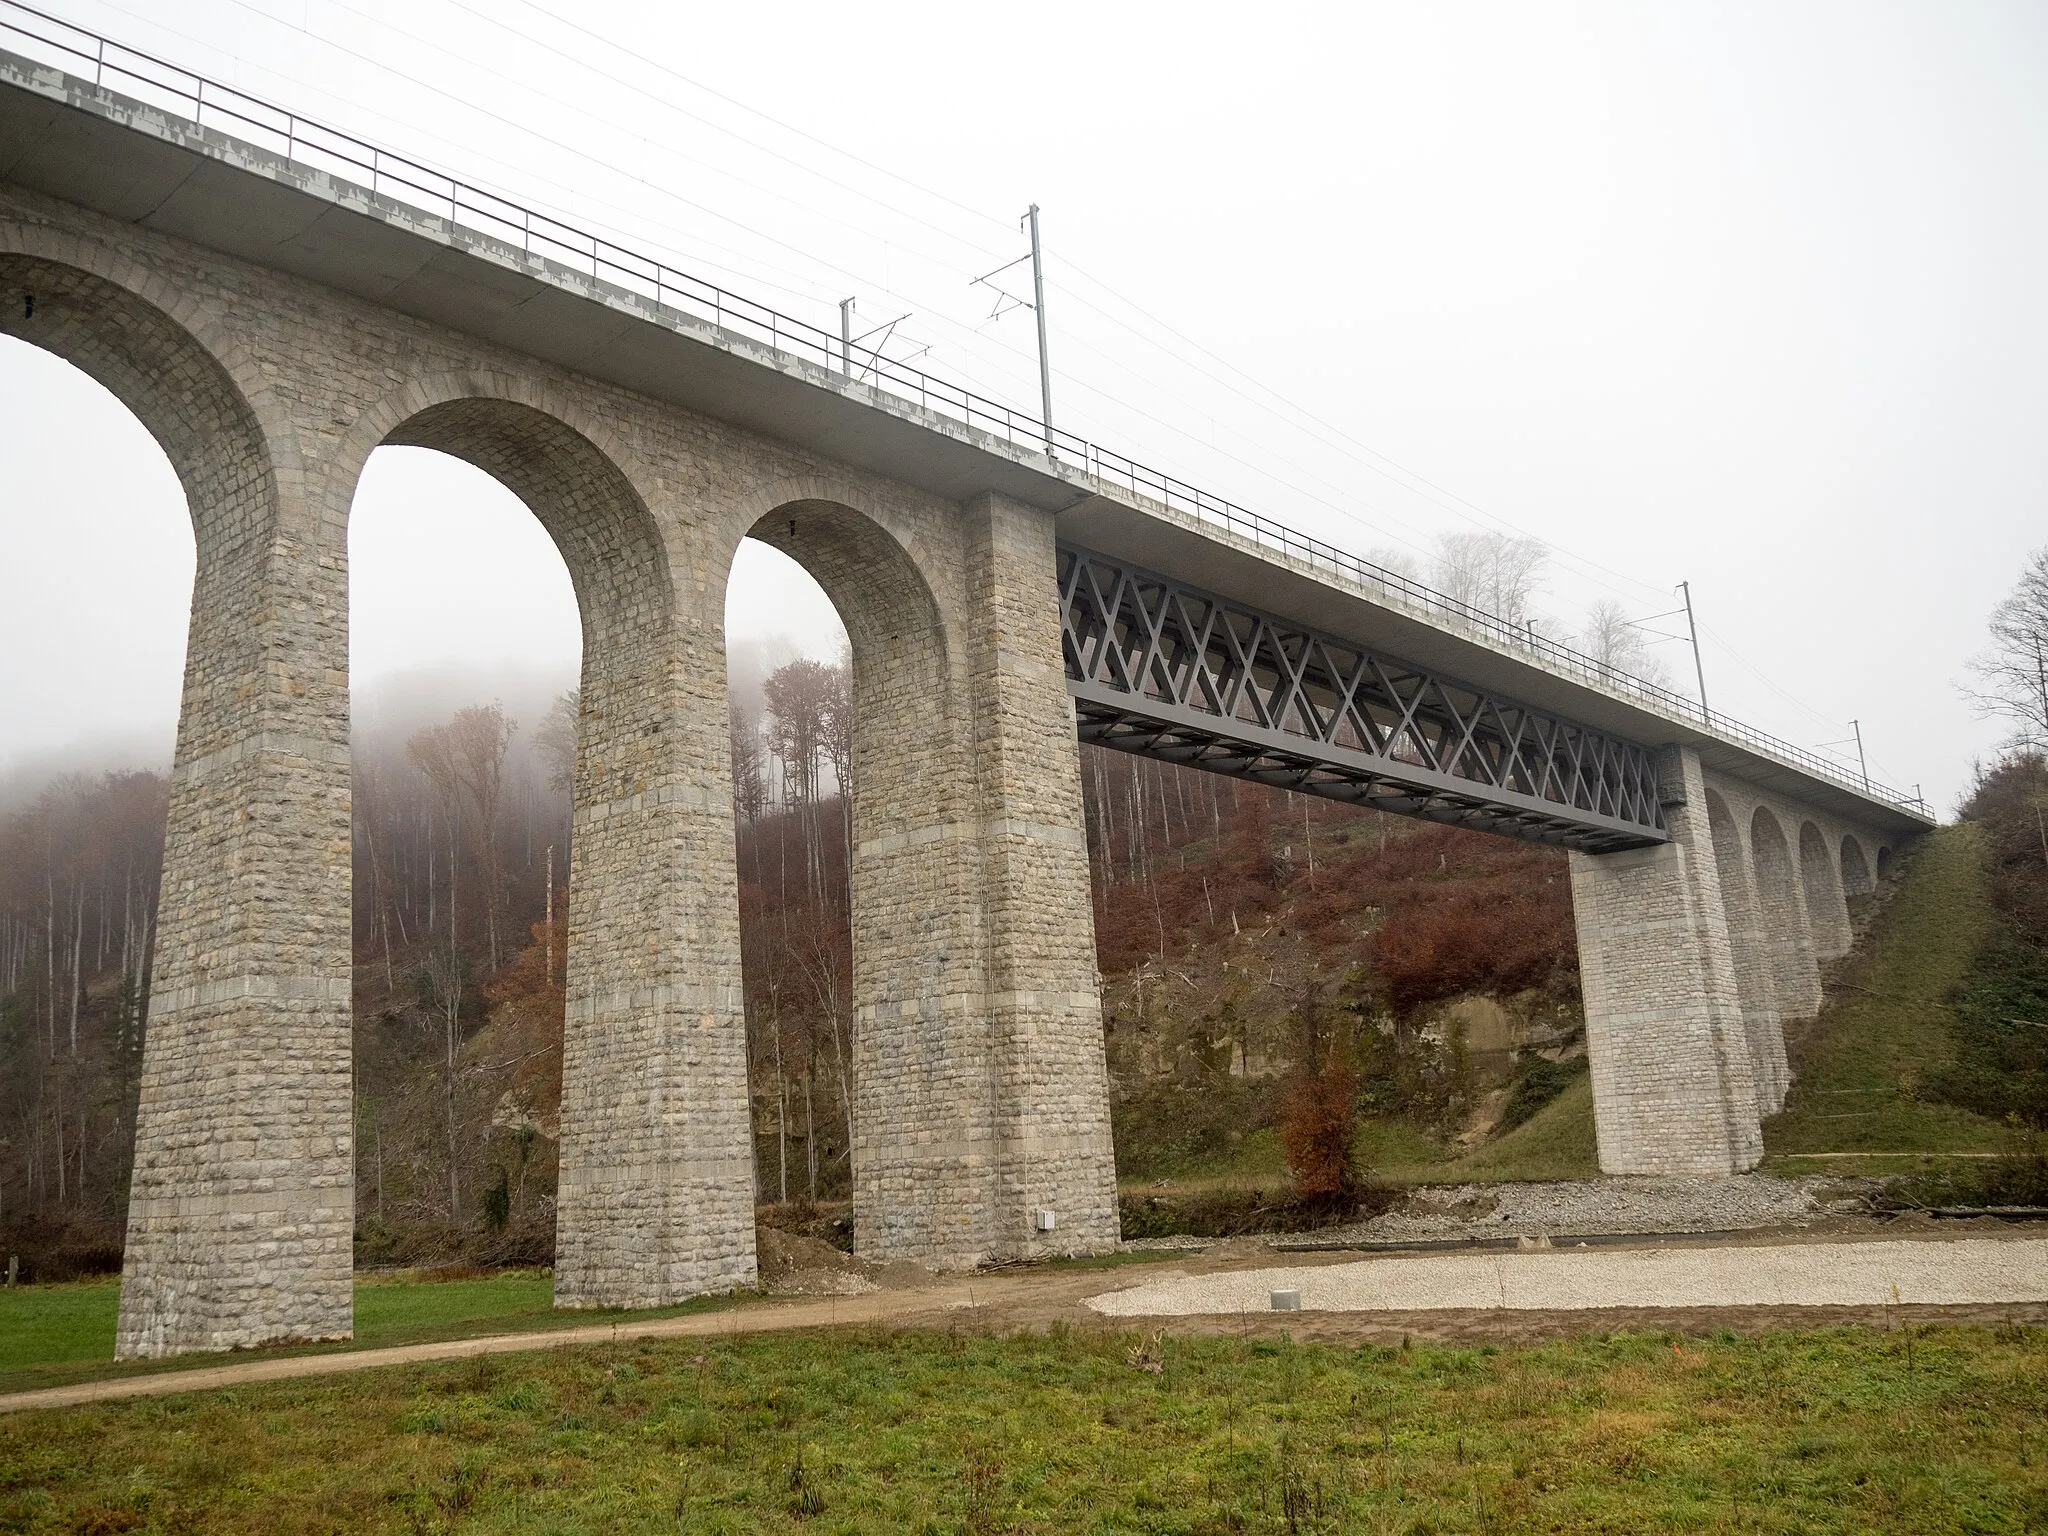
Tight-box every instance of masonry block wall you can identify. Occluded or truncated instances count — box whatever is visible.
[4,171,1908,1356]
[964,493,1121,1261]
[0,245,356,1357]
[1,183,1119,1356]
[1572,746,1896,1175]
[1569,748,1763,1174]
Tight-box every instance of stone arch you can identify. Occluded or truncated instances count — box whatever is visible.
[0,230,302,526]
[1877,845,1895,882]
[1705,790,1787,1113]
[723,482,985,1263]
[0,243,314,759]
[345,385,678,806]
[1750,806,1823,1022]
[717,477,1119,1268]
[1841,835,1874,895]
[337,375,756,1309]
[1841,835,1876,928]
[1799,820,1852,960]
[0,241,355,1358]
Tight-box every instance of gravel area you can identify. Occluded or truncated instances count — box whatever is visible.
[1333,1175,1860,1242]
[1123,1175,1867,1252]
[1087,1236,2048,1317]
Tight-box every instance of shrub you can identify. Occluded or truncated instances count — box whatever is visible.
[1920,933,2048,1129]
[1116,1184,1394,1239]
[1111,1075,1275,1180]
[1279,1055,1360,1202]
[1372,890,1574,1015]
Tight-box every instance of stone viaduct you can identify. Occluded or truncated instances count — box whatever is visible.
[0,36,1930,1359]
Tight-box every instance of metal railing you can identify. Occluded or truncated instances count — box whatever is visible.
[0,0,1929,817]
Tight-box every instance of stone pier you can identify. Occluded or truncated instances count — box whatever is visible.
[0,46,1920,1357]
[1571,746,1893,1175]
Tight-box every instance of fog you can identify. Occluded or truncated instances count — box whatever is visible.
[0,355,850,808]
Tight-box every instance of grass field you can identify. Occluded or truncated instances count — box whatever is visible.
[1119,1072,1602,1201]
[1765,825,2009,1176]
[1421,1074,1601,1185]
[3,1321,2044,1533]
[0,1272,740,1397]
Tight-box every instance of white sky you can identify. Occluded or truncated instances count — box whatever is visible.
[1,0,2043,808]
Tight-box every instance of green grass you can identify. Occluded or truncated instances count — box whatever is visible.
[3,1321,2044,1532]
[1120,1086,1601,1200]
[0,1272,743,1397]
[1354,1117,1452,1176]
[0,1279,123,1378]
[352,1270,559,1346]
[1117,1125,1289,1194]
[1428,1073,1600,1185]
[1766,825,2009,1174]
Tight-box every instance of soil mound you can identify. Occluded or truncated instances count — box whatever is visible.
[754,1227,932,1297]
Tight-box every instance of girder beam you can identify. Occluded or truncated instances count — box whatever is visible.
[1059,546,1668,853]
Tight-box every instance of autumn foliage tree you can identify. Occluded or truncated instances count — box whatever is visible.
[5,640,1589,1270]
[1278,991,1361,1206]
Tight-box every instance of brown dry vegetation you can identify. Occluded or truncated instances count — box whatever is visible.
[1090,751,1583,1198]
[1,683,1592,1276]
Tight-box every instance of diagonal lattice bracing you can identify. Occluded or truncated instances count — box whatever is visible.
[1058,546,1669,852]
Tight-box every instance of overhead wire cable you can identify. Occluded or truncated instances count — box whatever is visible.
[291,0,1687,611]
[158,0,1682,615]
[1048,258,1679,599]
[428,0,1017,268]
[483,0,1681,607]
[72,0,1040,404]
[486,0,1023,239]
[128,0,1436,559]
[48,0,1857,733]
[281,0,1018,280]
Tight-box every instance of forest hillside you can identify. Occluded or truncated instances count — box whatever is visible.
[0,663,1587,1276]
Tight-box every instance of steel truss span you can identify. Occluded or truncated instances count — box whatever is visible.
[1059,547,1669,853]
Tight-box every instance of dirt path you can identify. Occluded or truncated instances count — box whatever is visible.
[6,1230,2044,1417]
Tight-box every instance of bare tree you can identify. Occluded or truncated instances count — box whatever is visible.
[407,722,465,957]
[1367,546,1422,586]
[730,701,768,825]
[820,651,853,802]
[447,705,515,971]
[1430,531,1547,624]
[764,659,836,810]
[410,705,516,969]
[1963,545,2048,751]
[765,658,843,898]
[413,943,468,1222]
[534,688,579,797]
[1578,599,1671,687]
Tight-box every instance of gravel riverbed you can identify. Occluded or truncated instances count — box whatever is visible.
[1125,1174,1875,1252]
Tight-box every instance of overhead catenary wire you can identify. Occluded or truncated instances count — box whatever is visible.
[70,0,1444,562]
[67,0,1047,409]
[438,0,1714,617]
[26,0,1902,775]
[148,0,1603,584]
[120,0,1691,613]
